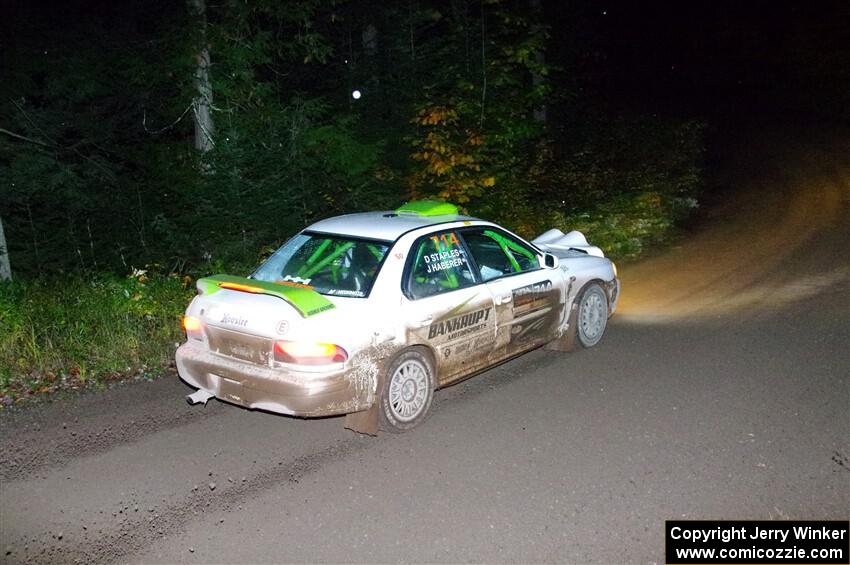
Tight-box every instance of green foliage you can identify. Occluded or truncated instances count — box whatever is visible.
[551,192,680,259]
[404,0,549,207]
[180,99,395,265]
[149,1,400,265]
[0,3,188,274]
[486,117,707,259]
[0,271,192,406]
[0,0,401,274]
[0,0,705,278]
[410,106,492,203]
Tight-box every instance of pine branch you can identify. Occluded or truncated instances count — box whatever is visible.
[0,127,52,147]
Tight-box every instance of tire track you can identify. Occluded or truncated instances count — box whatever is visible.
[2,437,374,565]
[0,378,221,482]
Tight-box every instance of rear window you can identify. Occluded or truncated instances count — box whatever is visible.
[253,233,389,298]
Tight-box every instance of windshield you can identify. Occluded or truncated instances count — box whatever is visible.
[252,233,390,298]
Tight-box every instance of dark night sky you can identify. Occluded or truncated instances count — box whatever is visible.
[590,0,850,120]
[2,0,849,121]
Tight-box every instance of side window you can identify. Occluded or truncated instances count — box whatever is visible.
[462,228,539,281]
[406,231,476,299]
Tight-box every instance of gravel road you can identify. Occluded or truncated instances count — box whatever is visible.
[1,127,848,564]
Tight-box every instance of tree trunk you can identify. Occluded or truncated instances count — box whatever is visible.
[0,214,11,281]
[189,0,214,152]
[530,0,547,125]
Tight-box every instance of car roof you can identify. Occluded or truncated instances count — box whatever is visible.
[305,210,479,242]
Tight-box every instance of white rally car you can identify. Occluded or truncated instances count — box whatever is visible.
[177,201,619,433]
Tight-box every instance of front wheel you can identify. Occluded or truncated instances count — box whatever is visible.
[576,283,608,348]
[378,348,435,432]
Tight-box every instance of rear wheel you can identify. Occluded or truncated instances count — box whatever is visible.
[577,283,608,348]
[379,348,435,432]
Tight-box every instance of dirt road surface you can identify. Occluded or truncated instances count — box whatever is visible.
[1,127,848,564]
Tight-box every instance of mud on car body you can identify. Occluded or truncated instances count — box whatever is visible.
[176,201,619,433]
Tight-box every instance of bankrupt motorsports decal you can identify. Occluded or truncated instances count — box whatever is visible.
[428,306,493,341]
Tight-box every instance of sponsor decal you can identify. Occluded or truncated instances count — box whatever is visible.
[473,335,496,349]
[507,280,555,345]
[442,293,479,318]
[512,280,553,315]
[394,252,404,260]
[325,289,363,297]
[428,306,492,341]
[276,274,313,288]
[306,303,336,316]
[221,313,249,327]
[276,320,289,335]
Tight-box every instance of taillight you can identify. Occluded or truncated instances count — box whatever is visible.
[182,315,204,340]
[273,341,348,365]
[218,281,265,294]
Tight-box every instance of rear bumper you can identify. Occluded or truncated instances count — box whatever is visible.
[176,342,371,417]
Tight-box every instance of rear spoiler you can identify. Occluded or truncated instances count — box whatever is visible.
[196,274,335,318]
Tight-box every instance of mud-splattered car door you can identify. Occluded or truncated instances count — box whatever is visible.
[401,229,497,386]
[460,227,564,360]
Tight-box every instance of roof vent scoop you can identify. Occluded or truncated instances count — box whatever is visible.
[395,200,459,217]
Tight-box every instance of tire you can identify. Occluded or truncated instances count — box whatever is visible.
[378,348,435,432]
[576,283,608,348]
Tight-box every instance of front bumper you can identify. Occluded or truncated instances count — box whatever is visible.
[606,277,620,315]
[176,342,370,417]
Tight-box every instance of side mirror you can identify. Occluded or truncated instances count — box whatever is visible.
[542,253,559,269]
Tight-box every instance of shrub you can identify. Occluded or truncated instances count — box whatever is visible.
[0,270,192,406]
[475,117,705,260]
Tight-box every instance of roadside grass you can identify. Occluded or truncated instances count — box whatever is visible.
[0,270,193,407]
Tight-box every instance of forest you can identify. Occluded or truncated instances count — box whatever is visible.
[0,0,705,404]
